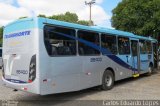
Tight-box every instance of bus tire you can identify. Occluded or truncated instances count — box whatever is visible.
[147,65,153,76]
[101,70,114,90]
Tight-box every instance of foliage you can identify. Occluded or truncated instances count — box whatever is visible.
[0,27,3,38]
[19,16,27,19]
[0,27,3,45]
[77,20,90,26]
[38,14,46,18]
[111,0,160,39]
[48,12,78,23]
[38,12,91,26]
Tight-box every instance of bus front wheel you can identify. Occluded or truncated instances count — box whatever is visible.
[101,70,114,90]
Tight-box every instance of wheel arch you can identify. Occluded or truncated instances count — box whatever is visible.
[105,67,115,80]
[101,67,115,90]
[149,62,153,67]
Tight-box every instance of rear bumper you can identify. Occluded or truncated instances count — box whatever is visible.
[2,76,40,94]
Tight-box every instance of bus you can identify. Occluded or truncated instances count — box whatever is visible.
[2,17,158,95]
[0,47,2,68]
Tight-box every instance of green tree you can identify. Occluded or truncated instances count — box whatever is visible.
[38,14,46,18]
[77,20,93,26]
[19,16,27,19]
[39,12,91,26]
[77,20,90,26]
[0,27,3,45]
[0,27,3,38]
[49,12,78,23]
[112,0,160,39]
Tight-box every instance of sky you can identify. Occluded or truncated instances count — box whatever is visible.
[0,0,122,28]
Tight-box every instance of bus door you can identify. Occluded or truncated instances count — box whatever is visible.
[153,42,158,68]
[139,40,149,72]
[131,40,140,75]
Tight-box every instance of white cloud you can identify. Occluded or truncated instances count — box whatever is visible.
[17,0,85,16]
[98,19,113,29]
[0,19,11,26]
[78,5,111,25]
[0,0,112,28]
[0,0,14,4]
[0,2,31,26]
[17,0,111,27]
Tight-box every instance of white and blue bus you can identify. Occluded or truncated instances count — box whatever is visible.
[2,17,158,95]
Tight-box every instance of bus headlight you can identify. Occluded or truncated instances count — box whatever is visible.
[28,55,36,83]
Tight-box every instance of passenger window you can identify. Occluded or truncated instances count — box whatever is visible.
[139,40,147,54]
[44,26,76,56]
[0,49,2,57]
[118,37,130,55]
[146,41,152,54]
[78,30,100,55]
[101,34,117,54]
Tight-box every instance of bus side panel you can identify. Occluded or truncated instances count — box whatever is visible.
[38,30,81,95]
[37,25,134,95]
[38,30,134,95]
[79,55,133,89]
[103,55,133,81]
[79,56,102,89]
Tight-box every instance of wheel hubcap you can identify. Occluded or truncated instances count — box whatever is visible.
[105,75,112,87]
[148,67,152,73]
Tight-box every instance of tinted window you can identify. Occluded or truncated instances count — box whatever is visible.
[0,49,2,57]
[139,40,147,54]
[78,30,100,55]
[131,40,138,56]
[146,41,152,54]
[44,26,76,56]
[118,37,130,54]
[101,34,117,54]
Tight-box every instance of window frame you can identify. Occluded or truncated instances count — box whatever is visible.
[146,40,152,54]
[77,29,100,56]
[139,39,147,54]
[101,33,118,55]
[43,25,77,57]
[117,36,131,55]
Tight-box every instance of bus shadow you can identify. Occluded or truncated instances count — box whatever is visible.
[15,87,102,105]
[16,86,101,100]
[114,70,159,87]
[14,71,160,105]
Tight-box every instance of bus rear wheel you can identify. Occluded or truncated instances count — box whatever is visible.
[147,65,153,76]
[101,70,114,90]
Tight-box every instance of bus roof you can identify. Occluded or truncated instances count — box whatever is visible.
[4,17,157,42]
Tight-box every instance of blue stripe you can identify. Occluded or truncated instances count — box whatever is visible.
[107,55,131,69]
[47,30,138,72]
[49,31,112,54]
[107,55,138,71]
[6,79,27,84]
[4,18,35,34]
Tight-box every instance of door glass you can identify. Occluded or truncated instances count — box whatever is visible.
[131,40,139,71]
[118,37,130,55]
[131,41,138,56]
